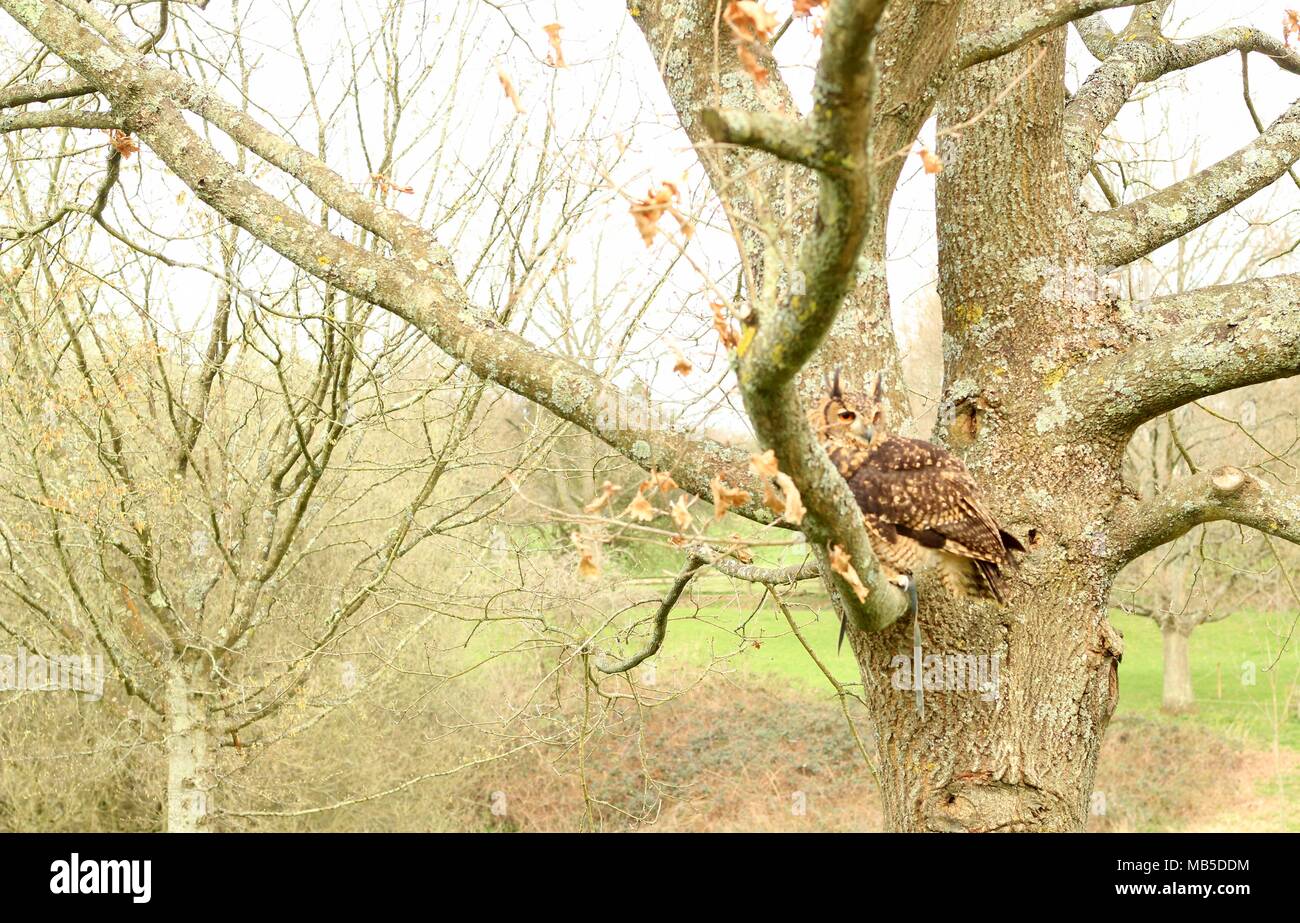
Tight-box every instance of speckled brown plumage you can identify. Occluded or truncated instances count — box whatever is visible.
[810,373,1025,604]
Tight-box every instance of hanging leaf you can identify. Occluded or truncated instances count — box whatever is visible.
[497,65,525,114]
[793,0,827,15]
[774,472,805,525]
[629,181,690,247]
[669,342,693,376]
[710,299,740,349]
[736,46,769,87]
[583,480,621,514]
[107,129,139,158]
[670,494,694,532]
[623,490,658,522]
[723,0,778,43]
[640,469,678,494]
[748,449,779,480]
[726,533,754,564]
[543,23,567,68]
[710,474,751,519]
[571,531,602,579]
[917,147,943,175]
[828,544,870,602]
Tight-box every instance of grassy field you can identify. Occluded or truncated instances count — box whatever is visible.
[635,595,1300,830]
[653,594,1300,749]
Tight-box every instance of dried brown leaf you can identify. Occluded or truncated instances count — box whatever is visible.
[669,343,693,377]
[828,544,870,602]
[670,494,694,532]
[640,469,678,494]
[624,490,658,522]
[108,129,139,158]
[724,0,778,42]
[583,480,621,514]
[710,299,740,350]
[774,472,805,525]
[736,45,769,87]
[497,65,525,114]
[748,449,779,480]
[571,531,601,578]
[918,147,943,175]
[543,23,567,68]
[710,474,751,519]
[726,533,754,564]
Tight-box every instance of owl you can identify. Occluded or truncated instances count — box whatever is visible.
[810,371,1025,628]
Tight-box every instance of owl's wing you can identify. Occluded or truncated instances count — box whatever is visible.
[829,436,1018,565]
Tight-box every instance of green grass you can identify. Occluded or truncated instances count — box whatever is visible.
[657,596,860,691]
[647,596,1300,751]
[1108,608,1300,750]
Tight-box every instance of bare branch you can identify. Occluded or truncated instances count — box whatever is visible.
[1065,26,1300,188]
[596,555,700,675]
[1089,96,1300,266]
[958,0,1141,70]
[595,544,820,675]
[1074,14,1117,59]
[0,108,119,132]
[698,108,825,172]
[1110,465,1300,564]
[0,76,96,108]
[1073,276,1300,436]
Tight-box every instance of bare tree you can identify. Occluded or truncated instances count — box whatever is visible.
[4,0,1300,832]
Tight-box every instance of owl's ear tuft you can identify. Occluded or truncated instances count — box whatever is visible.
[872,373,884,402]
[830,368,843,400]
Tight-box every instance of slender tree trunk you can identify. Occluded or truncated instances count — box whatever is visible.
[1161,623,1196,714]
[164,658,215,832]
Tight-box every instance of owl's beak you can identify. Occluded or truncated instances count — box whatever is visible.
[850,418,872,441]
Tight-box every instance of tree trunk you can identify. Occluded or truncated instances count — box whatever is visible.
[1161,624,1196,714]
[847,8,1125,832]
[164,658,215,832]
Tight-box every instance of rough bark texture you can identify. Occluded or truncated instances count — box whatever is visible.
[844,7,1124,831]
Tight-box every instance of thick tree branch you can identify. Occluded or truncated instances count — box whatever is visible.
[1064,25,1300,188]
[0,108,119,132]
[1110,465,1300,564]
[958,0,1141,70]
[698,109,825,172]
[0,76,96,108]
[701,0,908,633]
[1070,276,1300,436]
[1089,96,1300,266]
[0,0,775,523]
[1074,14,1117,59]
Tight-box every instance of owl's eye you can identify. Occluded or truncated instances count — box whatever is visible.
[837,410,856,422]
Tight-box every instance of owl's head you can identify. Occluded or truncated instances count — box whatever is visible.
[810,370,888,447]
